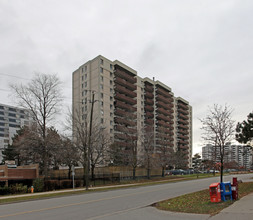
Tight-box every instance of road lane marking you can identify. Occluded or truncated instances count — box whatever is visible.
[0,187,165,218]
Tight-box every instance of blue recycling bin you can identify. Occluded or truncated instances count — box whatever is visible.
[220,182,232,201]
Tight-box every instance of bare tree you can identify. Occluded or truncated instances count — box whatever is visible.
[156,127,174,177]
[60,136,80,179]
[200,104,235,183]
[10,73,63,175]
[90,125,110,179]
[142,126,155,179]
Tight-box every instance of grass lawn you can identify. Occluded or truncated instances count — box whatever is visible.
[155,182,253,215]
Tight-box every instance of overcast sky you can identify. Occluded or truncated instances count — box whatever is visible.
[0,0,252,155]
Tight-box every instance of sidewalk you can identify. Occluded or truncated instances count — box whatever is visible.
[210,193,253,220]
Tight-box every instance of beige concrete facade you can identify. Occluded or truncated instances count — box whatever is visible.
[72,55,193,168]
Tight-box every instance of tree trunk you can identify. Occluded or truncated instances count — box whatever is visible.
[91,164,95,180]
[162,166,165,177]
[133,167,136,180]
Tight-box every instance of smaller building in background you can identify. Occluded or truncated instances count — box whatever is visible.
[202,143,253,169]
[0,103,34,162]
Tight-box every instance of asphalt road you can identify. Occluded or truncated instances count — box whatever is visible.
[0,174,252,220]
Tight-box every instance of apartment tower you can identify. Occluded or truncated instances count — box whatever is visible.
[72,55,192,168]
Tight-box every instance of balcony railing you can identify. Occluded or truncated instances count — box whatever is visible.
[177,108,188,115]
[156,94,173,104]
[114,68,137,84]
[145,98,153,105]
[144,105,154,112]
[178,102,189,111]
[114,84,136,98]
[145,84,154,93]
[156,107,170,116]
[114,77,136,91]
[156,101,170,110]
[115,93,137,105]
[145,91,154,99]
[156,87,171,97]
[115,100,137,112]
[115,117,136,127]
[156,114,169,122]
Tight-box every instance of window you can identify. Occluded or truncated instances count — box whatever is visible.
[110,64,113,70]
[110,104,113,110]
[8,113,16,117]
[110,80,113,85]
[110,72,113,77]
[110,120,113,125]
[9,124,16,128]
[85,82,87,88]
[0,117,4,120]
[110,96,113,101]
[82,67,83,73]
[82,75,84,81]
[110,112,113,117]
[100,67,103,73]
[110,88,113,94]
[85,66,87,72]
[100,84,103,90]
[82,83,84,89]
[0,122,4,126]
[20,110,24,114]
[110,129,113,133]
[85,74,87,80]
[0,106,4,110]
[101,118,104,124]
[101,110,104,116]
[0,111,4,115]
[9,118,16,123]
[100,59,104,65]
[100,76,103,82]
[85,98,87,104]
[101,101,104,107]
[101,93,103,99]
[9,108,16,112]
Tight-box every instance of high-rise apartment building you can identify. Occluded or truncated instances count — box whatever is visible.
[202,144,253,169]
[72,55,192,168]
[0,103,34,162]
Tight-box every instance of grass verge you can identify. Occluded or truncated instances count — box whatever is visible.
[155,182,253,215]
[0,174,216,205]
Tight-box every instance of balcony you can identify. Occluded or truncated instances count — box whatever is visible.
[145,91,154,99]
[156,101,170,110]
[177,134,189,140]
[115,125,137,134]
[115,93,137,105]
[145,118,154,125]
[115,109,127,117]
[145,84,154,93]
[114,84,136,98]
[114,68,137,84]
[115,117,136,127]
[178,129,188,135]
[178,124,189,130]
[145,98,153,105]
[157,120,170,128]
[177,108,188,115]
[156,114,169,122]
[115,100,137,112]
[156,87,171,97]
[144,105,154,112]
[178,119,189,125]
[178,140,189,145]
[156,94,173,104]
[178,102,189,111]
[178,113,189,120]
[156,107,169,116]
[114,77,136,91]
[145,111,154,118]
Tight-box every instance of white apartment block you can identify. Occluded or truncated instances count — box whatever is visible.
[202,144,253,169]
[0,103,34,162]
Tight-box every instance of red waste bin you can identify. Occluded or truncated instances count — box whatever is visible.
[209,183,221,203]
[231,177,238,200]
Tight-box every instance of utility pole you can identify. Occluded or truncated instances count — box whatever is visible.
[153,77,156,152]
[85,91,95,190]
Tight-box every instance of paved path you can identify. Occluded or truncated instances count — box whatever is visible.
[0,174,252,220]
